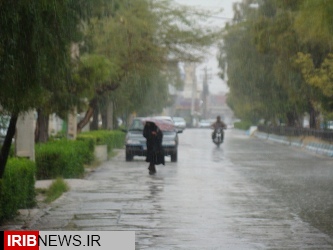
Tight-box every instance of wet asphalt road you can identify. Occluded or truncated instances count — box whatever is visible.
[30,128,333,249]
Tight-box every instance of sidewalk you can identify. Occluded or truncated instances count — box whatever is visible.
[0,179,87,230]
[253,130,333,157]
[0,152,110,231]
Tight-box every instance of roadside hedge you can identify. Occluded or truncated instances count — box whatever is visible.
[35,139,91,180]
[77,130,125,153]
[0,158,36,223]
[35,130,124,180]
[0,130,125,222]
[234,121,253,130]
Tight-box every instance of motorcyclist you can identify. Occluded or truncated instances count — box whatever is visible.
[211,115,227,141]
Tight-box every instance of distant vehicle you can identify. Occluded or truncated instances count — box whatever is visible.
[125,117,179,162]
[172,117,186,133]
[198,119,213,128]
[212,127,225,147]
[153,116,174,123]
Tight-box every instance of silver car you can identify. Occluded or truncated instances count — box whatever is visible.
[125,117,179,162]
[172,117,186,132]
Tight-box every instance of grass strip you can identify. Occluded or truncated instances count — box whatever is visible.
[44,178,69,204]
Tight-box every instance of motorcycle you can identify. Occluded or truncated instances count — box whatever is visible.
[212,127,224,147]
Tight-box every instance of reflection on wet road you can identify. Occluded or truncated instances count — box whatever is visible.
[212,146,224,162]
[30,128,333,249]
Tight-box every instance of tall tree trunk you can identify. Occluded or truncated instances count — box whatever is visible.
[286,110,299,127]
[309,101,319,129]
[77,83,120,133]
[35,109,49,143]
[77,98,98,133]
[0,114,18,178]
[101,108,107,130]
[90,105,99,131]
[286,112,294,127]
[101,101,113,130]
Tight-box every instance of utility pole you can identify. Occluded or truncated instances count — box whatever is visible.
[201,67,211,119]
[191,64,197,127]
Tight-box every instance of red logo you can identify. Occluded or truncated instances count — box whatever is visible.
[4,231,39,250]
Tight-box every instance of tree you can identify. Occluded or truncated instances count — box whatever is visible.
[76,0,222,130]
[32,0,96,142]
[249,0,310,126]
[219,1,292,125]
[293,0,333,122]
[219,0,332,128]
[257,0,333,127]
[0,1,86,177]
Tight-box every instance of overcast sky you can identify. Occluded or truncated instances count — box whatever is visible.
[173,0,240,94]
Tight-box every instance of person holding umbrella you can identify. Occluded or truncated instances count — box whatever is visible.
[143,120,165,175]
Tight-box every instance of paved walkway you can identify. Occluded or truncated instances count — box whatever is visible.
[0,178,91,230]
[1,129,333,249]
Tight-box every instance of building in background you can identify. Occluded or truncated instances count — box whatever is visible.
[171,63,233,127]
[173,63,202,127]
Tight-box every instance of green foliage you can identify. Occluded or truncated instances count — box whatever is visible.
[44,178,69,204]
[36,130,124,180]
[81,0,168,120]
[76,136,96,154]
[152,0,222,62]
[0,0,85,114]
[0,0,93,178]
[111,71,171,118]
[0,158,36,223]
[234,121,253,131]
[35,140,91,180]
[295,52,333,98]
[8,144,15,158]
[72,54,120,101]
[219,0,333,128]
[78,130,125,153]
[80,0,222,122]
[294,0,333,51]
[220,19,290,124]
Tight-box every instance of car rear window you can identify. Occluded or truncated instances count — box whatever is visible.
[129,119,144,131]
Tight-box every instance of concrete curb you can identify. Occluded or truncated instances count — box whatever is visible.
[254,131,333,157]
